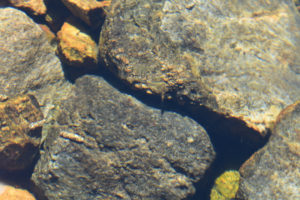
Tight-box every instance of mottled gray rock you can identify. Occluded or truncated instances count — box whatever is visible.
[100,0,300,136]
[31,75,215,200]
[0,7,71,128]
[237,100,300,200]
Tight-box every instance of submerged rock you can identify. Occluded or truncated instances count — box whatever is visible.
[61,0,110,27]
[32,75,215,200]
[7,0,47,15]
[100,0,300,138]
[38,24,57,49]
[237,100,300,199]
[0,182,36,200]
[0,95,43,171]
[56,18,99,68]
[0,7,72,134]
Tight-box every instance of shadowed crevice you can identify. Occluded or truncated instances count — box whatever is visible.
[0,150,46,200]
[62,63,271,200]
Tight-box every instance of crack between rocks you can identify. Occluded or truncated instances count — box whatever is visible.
[61,63,271,200]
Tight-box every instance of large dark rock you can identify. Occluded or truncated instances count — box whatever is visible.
[31,75,215,200]
[237,101,300,199]
[100,0,300,137]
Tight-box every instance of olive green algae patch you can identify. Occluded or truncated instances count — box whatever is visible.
[210,170,240,200]
[100,0,300,136]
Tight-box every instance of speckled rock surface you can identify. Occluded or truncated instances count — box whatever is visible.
[100,0,300,136]
[0,95,43,171]
[38,24,57,48]
[7,0,47,15]
[31,75,215,200]
[61,0,110,27]
[56,18,99,68]
[0,7,72,125]
[237,100,300,200]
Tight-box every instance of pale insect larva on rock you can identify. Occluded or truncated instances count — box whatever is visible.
[59,131,85,143]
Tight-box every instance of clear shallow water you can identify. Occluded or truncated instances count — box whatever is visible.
[0,1,299,200]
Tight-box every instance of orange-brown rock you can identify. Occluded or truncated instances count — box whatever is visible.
[0,95,43,171]
[0,183,36,200]
[56,18,99,68]
[61,0,110,26]
[8,0,46,15]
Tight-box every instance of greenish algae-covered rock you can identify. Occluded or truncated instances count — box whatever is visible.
[100,0,300,139]
[237,100,300,199]
[31,75,215,200]
[210,170,240,200]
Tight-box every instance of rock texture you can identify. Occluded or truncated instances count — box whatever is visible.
[7,0,46,15]
[0,95,43,171]
[32,75,215,200]
[237,101,300,199]
[61,0,110,27]
[38,24,57,48]
[56,18,99,68]
[100,0,300,136]
[0,7,71,128]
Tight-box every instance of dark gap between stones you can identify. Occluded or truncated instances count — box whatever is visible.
[0,4,272,195]
[0,63,270,200]
[0,62,270,200]
[0,149,46,200]
[61,63,271,200]
[1,1,291,198]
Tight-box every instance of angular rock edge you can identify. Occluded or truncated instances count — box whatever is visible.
[237,100,300,199]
